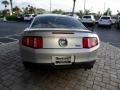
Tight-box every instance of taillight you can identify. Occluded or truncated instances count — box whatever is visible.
[22,36,43,48]
[83,37,98,48]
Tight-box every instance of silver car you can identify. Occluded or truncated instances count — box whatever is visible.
[19,14,100,70]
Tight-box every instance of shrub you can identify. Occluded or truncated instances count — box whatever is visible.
[6,15,17,21]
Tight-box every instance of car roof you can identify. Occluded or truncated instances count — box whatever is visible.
[83,15,93,16]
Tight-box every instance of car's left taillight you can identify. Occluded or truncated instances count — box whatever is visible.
[22,36,43,48]
[82,37,98,48]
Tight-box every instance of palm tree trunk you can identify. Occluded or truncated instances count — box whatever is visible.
[71,0,76,16]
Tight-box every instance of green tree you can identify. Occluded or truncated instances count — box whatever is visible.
[52,9,64,14]
[29,6,36,14]
[1,0,9,10]
[103,8,112,16]
[13,6,21,15]
[36,8,45,14]
[1,0,9,16]
[76,10,83,18]
[84,9,90,15]
[24,7,29,14]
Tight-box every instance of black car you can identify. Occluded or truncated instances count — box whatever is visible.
[17,14,24,21]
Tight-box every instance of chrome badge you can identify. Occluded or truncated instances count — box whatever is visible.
[58,38,68,47]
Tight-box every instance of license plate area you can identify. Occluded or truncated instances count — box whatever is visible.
[52,56,74,65]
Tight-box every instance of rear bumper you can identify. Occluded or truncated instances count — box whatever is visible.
[82,22,95,24]
[98,22,112,26]
[20,47,98,64]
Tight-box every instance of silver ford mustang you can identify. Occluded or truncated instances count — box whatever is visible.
[19,14,100,70]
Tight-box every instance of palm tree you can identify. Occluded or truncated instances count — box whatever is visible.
[1,0,9,10]
[13,6,21,15]
[71,0,76,16]
[10,0,13,15]
[1,0,9,21]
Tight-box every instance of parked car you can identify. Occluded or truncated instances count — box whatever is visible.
[82,15,96,25]
[19,14,100,70]
[24,14,35,21]
[17,14,24,21]
[115,16,120,29]
[98,16,112,27]
[111,16,118,24]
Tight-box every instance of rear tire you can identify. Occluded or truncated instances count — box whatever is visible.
[84,61,95,70]
[23,62,36,71]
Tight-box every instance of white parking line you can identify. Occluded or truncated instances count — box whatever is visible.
[0,33,22,39]
[6,33,22,37]
[0,42,4,44]
[6,37,18,41]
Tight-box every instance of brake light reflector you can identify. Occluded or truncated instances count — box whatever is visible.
[22,36,43,48]
[83,37,98,48]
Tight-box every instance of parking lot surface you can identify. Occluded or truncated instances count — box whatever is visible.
[0,41,120,90]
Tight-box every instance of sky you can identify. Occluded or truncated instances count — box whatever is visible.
[0,0,120,14]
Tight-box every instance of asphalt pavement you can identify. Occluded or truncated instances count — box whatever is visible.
[0,21,30,44]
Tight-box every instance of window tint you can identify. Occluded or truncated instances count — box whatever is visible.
[31,15,86,29]
[25,15,30,17]
[101,17,110,19]
[83,16,91,18]
[112,17,117,19]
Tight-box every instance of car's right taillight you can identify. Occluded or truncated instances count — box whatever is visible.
[22,36,43,48]
[82,37,98,48]
[108,20,112,23]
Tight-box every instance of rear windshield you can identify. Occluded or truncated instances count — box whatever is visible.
[25,15,30,17]
[112,17,117,19]
[101,17,110,19]
[83,16,91,18]
[30,15,86,29]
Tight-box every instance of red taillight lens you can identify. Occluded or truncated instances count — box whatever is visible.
[29,36,34,47]
[36,36,43,48]
[22,36,28,46]
[22,36,43,48]
[83,37,98,48]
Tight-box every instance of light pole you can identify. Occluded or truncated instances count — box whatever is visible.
[50,0,51,13]
[84,0,86,14]
[104,2,106,13]
[10,0,13,15]
[71,0,76,16]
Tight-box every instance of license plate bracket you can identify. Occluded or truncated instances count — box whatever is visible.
[52,56,74,65]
